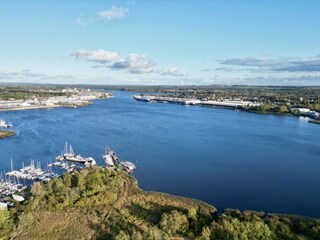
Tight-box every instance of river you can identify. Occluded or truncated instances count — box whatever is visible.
[1,91,320,217]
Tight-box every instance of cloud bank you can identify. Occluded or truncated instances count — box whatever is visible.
[72,49,120,64]
[109,54,155,74]
[220,56,320,72]
[72,49,185,77]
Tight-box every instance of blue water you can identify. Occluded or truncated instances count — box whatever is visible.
[1,91,320,217]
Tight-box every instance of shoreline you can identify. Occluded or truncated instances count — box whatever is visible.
[0,105,59,112]
[135,95,320,123]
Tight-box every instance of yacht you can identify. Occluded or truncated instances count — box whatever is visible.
[0,119,12,128]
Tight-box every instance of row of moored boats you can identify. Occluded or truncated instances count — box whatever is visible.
[0,142,136,208]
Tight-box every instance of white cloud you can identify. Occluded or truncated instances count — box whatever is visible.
[161,67,186,77]
[110,54,156,74]
[98,6,128,21]
[72,49,121,64]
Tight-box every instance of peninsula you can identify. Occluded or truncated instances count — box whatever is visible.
[0,86,112,112]
[0,130,15,139]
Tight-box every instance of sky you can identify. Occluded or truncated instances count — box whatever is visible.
[1,0,320,85]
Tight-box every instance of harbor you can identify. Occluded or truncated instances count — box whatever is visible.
[0,143,136,209]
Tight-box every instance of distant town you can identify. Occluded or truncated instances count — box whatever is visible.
[0,87,112,112]
[130,85,320,124]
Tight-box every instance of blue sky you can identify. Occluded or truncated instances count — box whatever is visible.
[1,0,320,85]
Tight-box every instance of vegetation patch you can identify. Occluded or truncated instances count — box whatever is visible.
[0,167,319,239]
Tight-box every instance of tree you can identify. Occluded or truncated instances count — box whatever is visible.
[115,230,130,240]
[131,230,143,240]
[201,226,211,240]
[145,227,168,240]
[63,172,72,187]
[293,109,300,115]
[188,208,197,221]
[31,182,44,197]
[279,105,288,113]
[0,209,11,228]
[159,210,189,235]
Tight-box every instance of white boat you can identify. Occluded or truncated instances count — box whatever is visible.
[133,95,154,102]
[120,161,136,172]
[56,142,75,161]
[0,119,12,128]
[103,146,136,173]
[12,194,25,202]
[103,146,120,167]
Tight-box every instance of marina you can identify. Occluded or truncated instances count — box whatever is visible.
[0,142,136,208]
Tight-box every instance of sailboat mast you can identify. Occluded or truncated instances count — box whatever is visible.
[64,142,68,154]
[70,145,74,155]
[10,158,14,172]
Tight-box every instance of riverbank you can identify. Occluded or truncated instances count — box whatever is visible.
[134,94,320,125]
[0,87,112,112]
[0,130,15,139]
[0,100,96,112]
[5,167,320,239]
[0,105,58,112]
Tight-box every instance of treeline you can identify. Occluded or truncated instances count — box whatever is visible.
[0,86,68,101]
[1,167,320,239]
